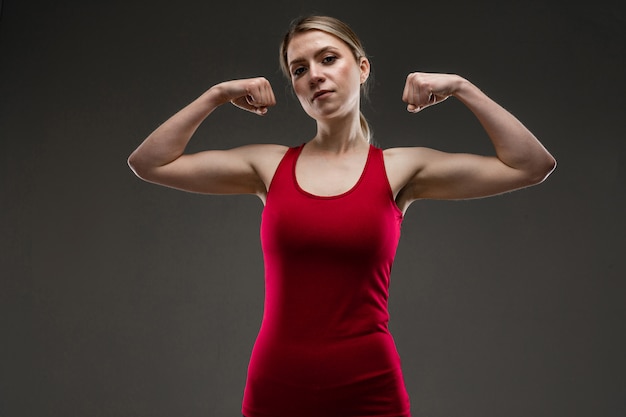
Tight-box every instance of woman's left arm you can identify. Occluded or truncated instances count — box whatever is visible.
[397,73,556,202]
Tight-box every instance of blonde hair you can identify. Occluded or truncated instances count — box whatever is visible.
[280,15,372,142]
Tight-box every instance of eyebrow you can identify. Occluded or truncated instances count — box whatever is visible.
[288,46,341,68]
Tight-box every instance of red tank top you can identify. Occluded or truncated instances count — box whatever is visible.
[242,144,411,417]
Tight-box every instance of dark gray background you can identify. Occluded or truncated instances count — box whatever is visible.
[1,1,624,416]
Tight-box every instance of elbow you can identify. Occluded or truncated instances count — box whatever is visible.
[527,154,557,186]
[546,154,557,176]
[539,153,557,182]
[127,152,141,176]
[127,152,150,180]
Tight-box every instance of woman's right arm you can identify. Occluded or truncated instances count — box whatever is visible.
[127,77,278,196]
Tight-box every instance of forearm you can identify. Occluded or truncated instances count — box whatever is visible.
[453,78,556,179]
[128,86,226,173]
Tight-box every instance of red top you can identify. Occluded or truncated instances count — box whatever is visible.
[242,144,411,417]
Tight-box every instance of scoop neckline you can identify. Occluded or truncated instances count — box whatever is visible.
[292,143,373,200]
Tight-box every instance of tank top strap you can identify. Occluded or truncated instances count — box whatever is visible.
[360,145,395,198]
[266,144,302,197]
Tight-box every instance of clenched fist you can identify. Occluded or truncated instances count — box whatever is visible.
[402,72,463,113]
[214,77,277,116]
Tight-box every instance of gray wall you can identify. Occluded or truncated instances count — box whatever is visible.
[1,1,624,416]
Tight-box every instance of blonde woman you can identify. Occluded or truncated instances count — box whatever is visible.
[128,15,556,417]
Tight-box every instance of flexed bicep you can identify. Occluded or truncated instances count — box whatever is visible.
[401,148,542,202]
[395,73,555,207]
[128,78,281,196]
[138,144,281,196]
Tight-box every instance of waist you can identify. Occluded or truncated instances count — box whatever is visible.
[249,330,401,387]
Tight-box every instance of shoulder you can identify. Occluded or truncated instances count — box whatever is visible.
[231,143,290,166]
[382,145,435,158]
[239,144,290,197]
[236,143,290,156]
[382,146,435,172]
[380,146,439,212]
[380,146,433,198]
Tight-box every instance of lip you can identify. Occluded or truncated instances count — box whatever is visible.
[312,90,333,101]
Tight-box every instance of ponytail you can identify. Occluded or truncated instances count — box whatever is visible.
[359,111,371,143]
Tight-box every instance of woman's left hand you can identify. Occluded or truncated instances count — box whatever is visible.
[402,72,462,113]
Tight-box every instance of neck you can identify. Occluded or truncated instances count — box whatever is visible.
[311,114,368,153]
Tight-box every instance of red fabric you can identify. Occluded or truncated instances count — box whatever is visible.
[242,144,411,417]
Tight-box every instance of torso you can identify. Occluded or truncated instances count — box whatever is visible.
[243,143,411,417]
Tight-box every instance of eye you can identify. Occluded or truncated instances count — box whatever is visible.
[322,55,337,64]
[292,66,306,77]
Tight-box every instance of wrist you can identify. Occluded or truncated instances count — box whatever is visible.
[203,84,231,107]
[451,76,483,103]
[450,75,471,96]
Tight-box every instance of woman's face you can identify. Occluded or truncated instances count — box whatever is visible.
[286,30,369,122]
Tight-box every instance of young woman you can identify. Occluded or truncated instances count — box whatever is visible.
[128,15,556,417]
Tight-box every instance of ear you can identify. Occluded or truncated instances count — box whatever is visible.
[359,57,370,84]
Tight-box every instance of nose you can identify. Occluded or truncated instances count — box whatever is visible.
[308,63,325,86]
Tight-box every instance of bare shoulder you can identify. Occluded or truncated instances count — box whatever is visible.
[236,143,289,160]
[383,146,437,163]
[382,146,432,193]
[240,143,289,199]
[383,146,454,212]
[241,143,289,170]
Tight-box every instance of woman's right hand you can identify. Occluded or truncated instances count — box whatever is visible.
[214,77,276,116]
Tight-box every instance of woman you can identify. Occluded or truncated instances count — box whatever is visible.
[128,15,556,417]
